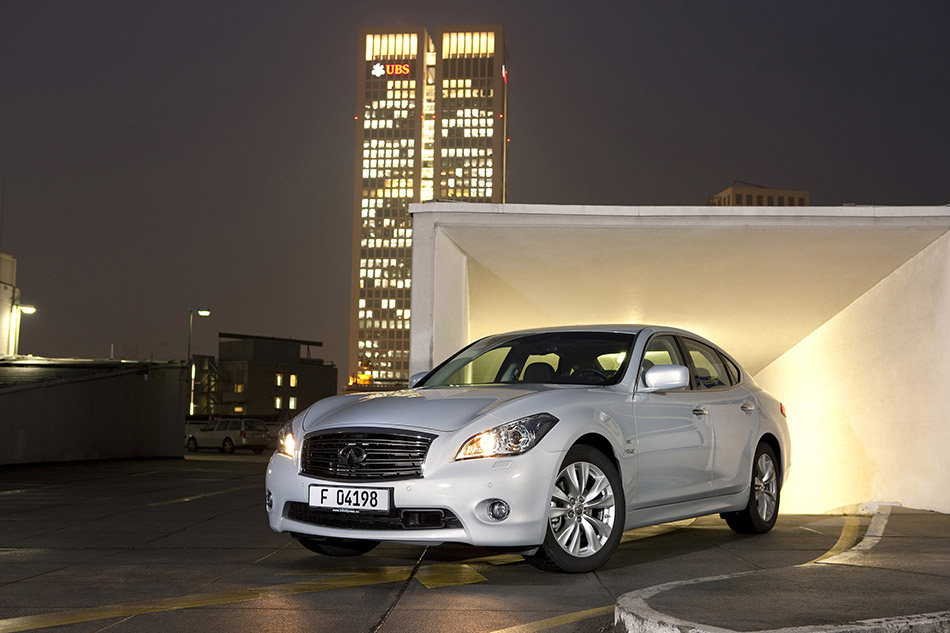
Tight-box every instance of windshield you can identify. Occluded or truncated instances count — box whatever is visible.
[421,331,636,387]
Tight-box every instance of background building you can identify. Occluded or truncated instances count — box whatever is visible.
[351,25,507,386]
[1,253,21,356]
[205,333,337,420]
[707,182,809,206]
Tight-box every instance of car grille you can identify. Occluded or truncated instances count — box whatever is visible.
[300,430,436,481]
[286,502,462,531]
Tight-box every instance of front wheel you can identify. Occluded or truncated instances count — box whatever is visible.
[293,535,379,557]
[722,442,780,534]
[524,445,624,573]
[222,437,235,454]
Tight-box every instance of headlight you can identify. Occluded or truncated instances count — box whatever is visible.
[455,413,558,460]
[277,422,296,457]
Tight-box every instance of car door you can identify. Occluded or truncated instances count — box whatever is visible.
[680,338,759,496]
[632,334,713,507]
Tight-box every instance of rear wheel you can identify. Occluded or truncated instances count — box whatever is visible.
[186,437,198,452]
[524,445,624,573]
[722,442,780,534]
[294,535,379,556]
[222,437,235,454]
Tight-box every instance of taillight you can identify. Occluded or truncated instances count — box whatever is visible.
[240,429,246,438]
[780,403,787,418]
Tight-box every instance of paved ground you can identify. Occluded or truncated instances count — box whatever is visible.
[616,505,950,633]
[0,455,942,633]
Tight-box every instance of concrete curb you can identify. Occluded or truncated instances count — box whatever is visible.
[613,507,950,633]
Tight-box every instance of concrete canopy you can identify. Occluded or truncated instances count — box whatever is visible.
[409,203,950,375]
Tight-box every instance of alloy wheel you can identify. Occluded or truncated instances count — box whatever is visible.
[754,452,778,522]
[548,460,616,558]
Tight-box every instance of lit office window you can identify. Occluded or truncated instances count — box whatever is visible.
[289,397,298,410]
[234,384,244,393]
[275,397,282,410]
[275,373,283,387]
[289,374,298,388]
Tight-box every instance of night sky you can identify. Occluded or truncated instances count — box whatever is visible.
[2,1,948,377]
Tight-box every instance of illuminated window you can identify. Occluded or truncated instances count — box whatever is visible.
[275,373,283,387]
[289,374,298,388]
[275,397,282,410]
[234,384,244,393]
[234,406,244,413]
[289,397,298,410]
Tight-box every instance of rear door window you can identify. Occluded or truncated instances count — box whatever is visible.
[682,339,730,390]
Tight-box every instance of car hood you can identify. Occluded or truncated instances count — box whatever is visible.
[300,385,557,434]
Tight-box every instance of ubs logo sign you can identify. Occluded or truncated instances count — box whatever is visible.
[370,62,412,78]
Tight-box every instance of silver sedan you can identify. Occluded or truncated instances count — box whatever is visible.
[265,325,790,572]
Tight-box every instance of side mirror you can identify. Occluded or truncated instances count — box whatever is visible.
[408,371,429,388]
[642,364,690,392]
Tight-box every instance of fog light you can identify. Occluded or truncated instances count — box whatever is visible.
[487,499,510,521]
[265,490,273,510]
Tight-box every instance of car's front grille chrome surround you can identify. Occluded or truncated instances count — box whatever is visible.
[300,429,436,481]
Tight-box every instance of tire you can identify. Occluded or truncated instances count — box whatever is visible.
[524,445,625,573]
[293,535,379,557]
[186,437,198,453]
[722,442,780,534]
[222,437,235,454]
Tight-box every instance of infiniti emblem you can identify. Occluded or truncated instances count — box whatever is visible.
[338,445,368,465]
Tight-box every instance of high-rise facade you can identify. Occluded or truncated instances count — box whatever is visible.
[351,26,507,385]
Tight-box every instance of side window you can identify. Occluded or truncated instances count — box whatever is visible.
[200,422,216,432]
[642,335,688,390]
[683,339,730,390]
[229,420,242,431]
[643,335,684,369]
[722,354,741,385]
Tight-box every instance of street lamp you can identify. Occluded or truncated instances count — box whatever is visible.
[9,304,36,356]
[186,308,211,416]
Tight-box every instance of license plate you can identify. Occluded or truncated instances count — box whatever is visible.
[309,485,390,512]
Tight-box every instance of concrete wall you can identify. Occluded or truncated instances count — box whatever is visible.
[410,214,471,374]
[0,363,184,465]
[754,231,950,514]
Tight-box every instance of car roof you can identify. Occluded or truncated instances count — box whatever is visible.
[482,324,687,337]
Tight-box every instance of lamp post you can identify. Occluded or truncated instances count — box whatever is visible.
[9,304,36,356]
[186,308,211,416]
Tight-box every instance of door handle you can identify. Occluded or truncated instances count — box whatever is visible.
[692,406,709,416]
[740,402,756,413]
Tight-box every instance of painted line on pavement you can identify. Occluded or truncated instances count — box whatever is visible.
[147,485,258,506]
[0,566,414,633]
[489,606,614,633]
[808,515,861,563]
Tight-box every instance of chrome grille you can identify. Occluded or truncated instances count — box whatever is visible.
[300,430,435,481]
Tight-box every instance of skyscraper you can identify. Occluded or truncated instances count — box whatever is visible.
[351,26,507,385]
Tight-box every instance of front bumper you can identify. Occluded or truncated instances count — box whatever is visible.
[265,445,563,548]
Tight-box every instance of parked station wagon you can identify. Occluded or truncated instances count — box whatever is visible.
[187,418,274,455]
[265,325,790,572]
